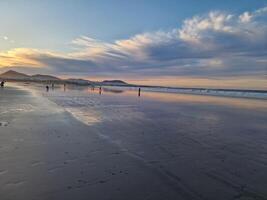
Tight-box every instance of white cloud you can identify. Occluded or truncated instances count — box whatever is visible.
[179,11,234,43]
[239,12,253,23]
[66,7,267,75]
[1,6,267,77]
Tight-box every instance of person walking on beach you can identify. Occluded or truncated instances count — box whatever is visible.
[1,81,5,88]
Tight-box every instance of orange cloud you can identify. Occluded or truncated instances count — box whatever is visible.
[0,48,44,68]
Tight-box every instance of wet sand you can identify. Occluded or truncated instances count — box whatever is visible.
[1,84,267,200]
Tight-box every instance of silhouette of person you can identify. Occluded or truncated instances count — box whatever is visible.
[46,85,49,92]
[1,81,5,88]
[138,87,141,97]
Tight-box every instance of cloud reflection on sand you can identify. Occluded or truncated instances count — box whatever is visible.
[65,107,101,126]
[48,85,267,129]
[127,91,267,110]
[9,82,267,128]
[92,87,267,110]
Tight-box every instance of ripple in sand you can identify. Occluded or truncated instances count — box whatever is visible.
[0,169,8,175]
[5,180,26,188]
[48,165,64,173]
[31,161,45,167]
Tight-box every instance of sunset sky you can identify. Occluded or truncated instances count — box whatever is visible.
[0,0,266,89]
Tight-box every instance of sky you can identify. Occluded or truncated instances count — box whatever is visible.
[0,0,267,89]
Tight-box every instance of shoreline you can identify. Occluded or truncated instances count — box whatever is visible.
[5,80,267,100]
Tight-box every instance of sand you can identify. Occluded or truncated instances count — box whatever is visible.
[0,84,267,200]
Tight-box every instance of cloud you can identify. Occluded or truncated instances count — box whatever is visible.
[0,6,267,77]
[0,48,44,68]
[0,48,98,73]
[68,6,267,76]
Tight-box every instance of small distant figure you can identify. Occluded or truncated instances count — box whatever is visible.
[63,83,66,92]
[46,85,49,92]
[52,83,54,90]
[138,87,141,97]
[0,81,5,88]
[99,86,102,95]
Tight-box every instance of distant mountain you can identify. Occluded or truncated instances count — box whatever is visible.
[31,74,60,81]
[0,70,61,81]
[0,70,128,86]
[0,70,30,80]
[66,78,93,85]
[102,80,127,85]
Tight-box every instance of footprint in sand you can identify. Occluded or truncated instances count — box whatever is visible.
[0,121,9,127]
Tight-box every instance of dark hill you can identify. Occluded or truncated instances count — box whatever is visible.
[31,74,60,81]
[0,70,30,80]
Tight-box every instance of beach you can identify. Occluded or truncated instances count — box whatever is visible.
[1,84,267,200]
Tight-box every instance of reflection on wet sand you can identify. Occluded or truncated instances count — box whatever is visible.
[65,107,102,126]
[126,90,267,110]
[15,82,267,111]
[102,88,124,94]
[2,83,267,200]
[93,87,267,110]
